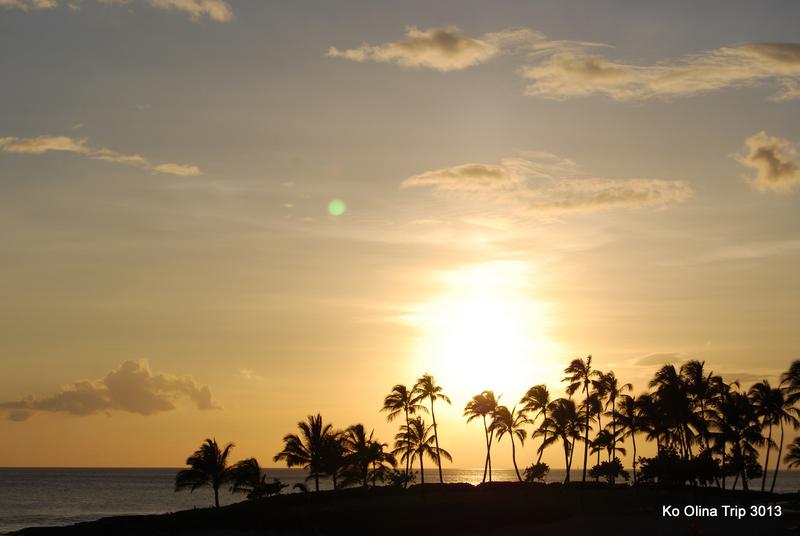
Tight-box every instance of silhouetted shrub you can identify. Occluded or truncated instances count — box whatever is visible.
[523,462,550,483]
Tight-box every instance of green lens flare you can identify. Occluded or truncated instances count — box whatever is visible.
[328,199,347,216]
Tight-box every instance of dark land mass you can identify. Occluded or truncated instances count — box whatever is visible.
[12,483,800,536]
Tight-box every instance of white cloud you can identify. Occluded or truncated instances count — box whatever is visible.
[403,151,692,218]
[0,360,219,421]
[0,134,201,176]
[735,131,800,192]
[521,42,800,101]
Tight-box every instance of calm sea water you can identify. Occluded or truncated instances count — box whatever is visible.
[1,467,799,534]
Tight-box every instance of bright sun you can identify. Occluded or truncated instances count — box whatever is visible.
[407,261,561,403]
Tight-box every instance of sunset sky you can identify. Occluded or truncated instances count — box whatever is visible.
[1,0,799,471]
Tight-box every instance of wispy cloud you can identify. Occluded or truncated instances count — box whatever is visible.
[0,134,201,176]
[146,0,232,22]
[403,151,692,218]
[0,0,56,10]
[2,0,234,22]
[327,26,598,72]
[735,131,800,192]
[520,42,800,101]
[330,26,800,102]
[0,360,219,421]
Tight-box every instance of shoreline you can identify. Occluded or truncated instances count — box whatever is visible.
[10,482,800,536]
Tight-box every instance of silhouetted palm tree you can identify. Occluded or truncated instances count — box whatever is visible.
[538,398,584,483]
[490,405,528,481]
[392,416,451,484]
[752,379,799,493]
[340,424,396,487]
[320,431,346,490]
[784,437,800,469]
[781,360,800,405]
[564,355,594,482]
[712,389,764,490]
[614,394,646,482]
[381,384,424,484]
[274,414,334,492]
[229,458,287,499]
[413,374,451,483]
[175,438,234,508]
[520,384,550,465]
[464,390,499,483]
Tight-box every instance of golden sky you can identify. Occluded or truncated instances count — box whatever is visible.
[1,0,799,470]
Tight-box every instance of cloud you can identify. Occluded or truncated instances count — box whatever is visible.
[735,131,800,192]
[0,360,219,421]
[403,151,692,218]
[2,0,233,22]
[0,134,201,176]
[521,42,800,101]
[0,0,56,10]
[327,26,560,72]
[330,26,800,101]
[147,0,232,22]
[635,352,688,366]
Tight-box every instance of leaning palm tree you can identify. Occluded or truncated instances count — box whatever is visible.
[392,416,451,484]
[381,384,424,484]
[538,398,584,483]
[520,384,550,465]
[413,374,451,483]
[175,438,234,508]
[490,405,528,481]
[273,414,334,492]
[784,437,800,469]
[464,390,499,483]
[563,355,594,482]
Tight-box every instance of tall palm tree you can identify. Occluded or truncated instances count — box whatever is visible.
[781,360,800,405]
[490,405,528,481]
[537,398,584,483]
[175,438,234,508]
[392,416,451,484]
[681,360,722,457]
[614,394,645,483]
[381,384,424,484]
[413,374,451,483]
[712,389,764,490]
[596,371,632,466]
[464,390,499,483]
[564,355,594,482]
[749,380,778,492]
[274,413,334,492]
[520,384,550,465]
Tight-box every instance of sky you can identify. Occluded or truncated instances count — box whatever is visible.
[1,0,799,471]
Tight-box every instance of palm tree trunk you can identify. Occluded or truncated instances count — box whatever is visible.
[430,397,444,483]
[770,420,785,493]
[488,430,494,482]
[761,422,773,492]
[314,473,320,492]
[536,409,547,464]
[419,451,425,484]
[563,437,571,483]
[482,415,489,483]
[214,484,220,508]
[404,407,411,485]
[582,385,590,482]
[511,435,522,481]
[632,432,638,484]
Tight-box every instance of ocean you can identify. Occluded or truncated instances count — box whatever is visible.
[1,467,799,534]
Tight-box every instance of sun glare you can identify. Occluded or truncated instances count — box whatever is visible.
[407,261,561,403]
